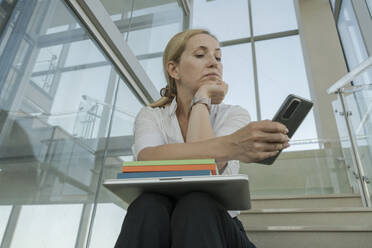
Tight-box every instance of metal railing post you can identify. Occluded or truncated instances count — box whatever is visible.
[338,89,371,207]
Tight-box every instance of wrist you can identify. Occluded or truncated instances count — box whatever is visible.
[224,133,242,161]
[194,89,209,99]
[191,95,211,112]
[214,135,234,162]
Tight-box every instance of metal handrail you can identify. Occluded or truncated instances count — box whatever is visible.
[5,101,136,119]
[339,83,372,94]
[326,56,372,208]
[337,92,371,207]
[327,56,372,94]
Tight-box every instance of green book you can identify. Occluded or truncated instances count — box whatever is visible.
[123,159,216,166]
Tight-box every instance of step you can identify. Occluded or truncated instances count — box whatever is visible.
[240,207,372,227]
[246,226,372,248]
[250,194,363,209]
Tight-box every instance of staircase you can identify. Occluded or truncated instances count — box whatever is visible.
[240,194,372,248]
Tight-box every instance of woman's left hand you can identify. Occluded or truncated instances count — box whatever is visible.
[195,80,228,104]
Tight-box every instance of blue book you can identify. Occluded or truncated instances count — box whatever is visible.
[117,170,211,179]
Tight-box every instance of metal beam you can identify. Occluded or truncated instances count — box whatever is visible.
[220,29,299,47]
[177,0,191,16]
[334,0,342,23]
[37,10,181,48]
[248,0,261,121]
[338,90,371,207]
[0,206,21,248]
[65,0,158,105]
[30,51,163,78]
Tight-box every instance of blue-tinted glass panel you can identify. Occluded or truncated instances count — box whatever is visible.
[0,0,144,247]
[255,35,318,150]
[127,22,181,56]
[338,0,372,86]
[192,0,250,41]
[367,0,372,16]
[330,0,336,11]
[0,206,12,243]
[139,56,165,93]
[11,205,82,247]
[221,43,257,120]
[64,40,106,67]
[89,203,126,248]
[110,80,143,138]
[89,80,144,247]
[100,0,183,55]
[251,0,298,36]
[99,0,182,97]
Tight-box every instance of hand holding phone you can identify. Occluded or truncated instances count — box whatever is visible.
[258,94,313,165]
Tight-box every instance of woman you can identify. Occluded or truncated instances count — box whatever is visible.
[115,29,289,248]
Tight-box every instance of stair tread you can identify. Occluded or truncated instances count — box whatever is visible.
[251,193,360,200]
[242,207,372,214]
[244,225,372,232]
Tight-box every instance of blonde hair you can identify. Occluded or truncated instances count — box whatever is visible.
[149,29,217,108]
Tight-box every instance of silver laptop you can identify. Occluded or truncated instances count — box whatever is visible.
[103,174,251,210]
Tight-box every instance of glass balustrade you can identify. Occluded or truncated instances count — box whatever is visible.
[328,57,372,207]
[240,139,354,196]
[1,0,371,246]
[0,0,144,247]
[338,83,372,201]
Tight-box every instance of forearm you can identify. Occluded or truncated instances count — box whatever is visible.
[137,136,232,163]
[186,103,228,172]
[186,103,214,142]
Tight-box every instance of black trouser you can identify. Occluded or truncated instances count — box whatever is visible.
[115,192,256,248]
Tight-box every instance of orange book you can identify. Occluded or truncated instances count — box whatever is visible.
[122,164,217,175]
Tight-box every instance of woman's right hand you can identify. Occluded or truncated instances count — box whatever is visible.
[195,80,228,105]
[227,120,290,163]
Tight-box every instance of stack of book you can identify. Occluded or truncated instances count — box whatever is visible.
[117,159,217,179]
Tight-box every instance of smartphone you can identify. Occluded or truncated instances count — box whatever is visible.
[258,94,313,165]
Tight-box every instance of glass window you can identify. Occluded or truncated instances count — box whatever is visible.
[99,0,133,20]
[32,45,63,73]
[127,22,181,56]
[88,81,144,247]
[330,0,336,11]
[89,203,126,248]
[192,0,250,41]
[64,40,106,67]
[99,0,182,95]
[338,0,372,86]
[11,205,83,247]
[110,80,144,138]
[0,0,145,247]
[367,0,372,17]
[139,56,165,93]
[255,35,318,150]
[0,206,12,243]
[100,0,183,56]
[251,0,298,36]
[221,43,257,120]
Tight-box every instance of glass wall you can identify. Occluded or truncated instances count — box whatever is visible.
[334,0,372,202]
[192,0,250,41]
[221,43,256,120]
[0,0,17,36]
[91,1,184,246]
[337,0,372,85]
[0,0,148,247]
[100,0,184,92]
[255,35,317,150]
[251,0,298,36]
[192,0,354,196]
[192,0,317,150]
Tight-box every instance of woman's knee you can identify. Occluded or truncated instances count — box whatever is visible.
[127,192,174,218]
[173,192,222,218]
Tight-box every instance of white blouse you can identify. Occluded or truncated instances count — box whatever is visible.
[131,97,251,217]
